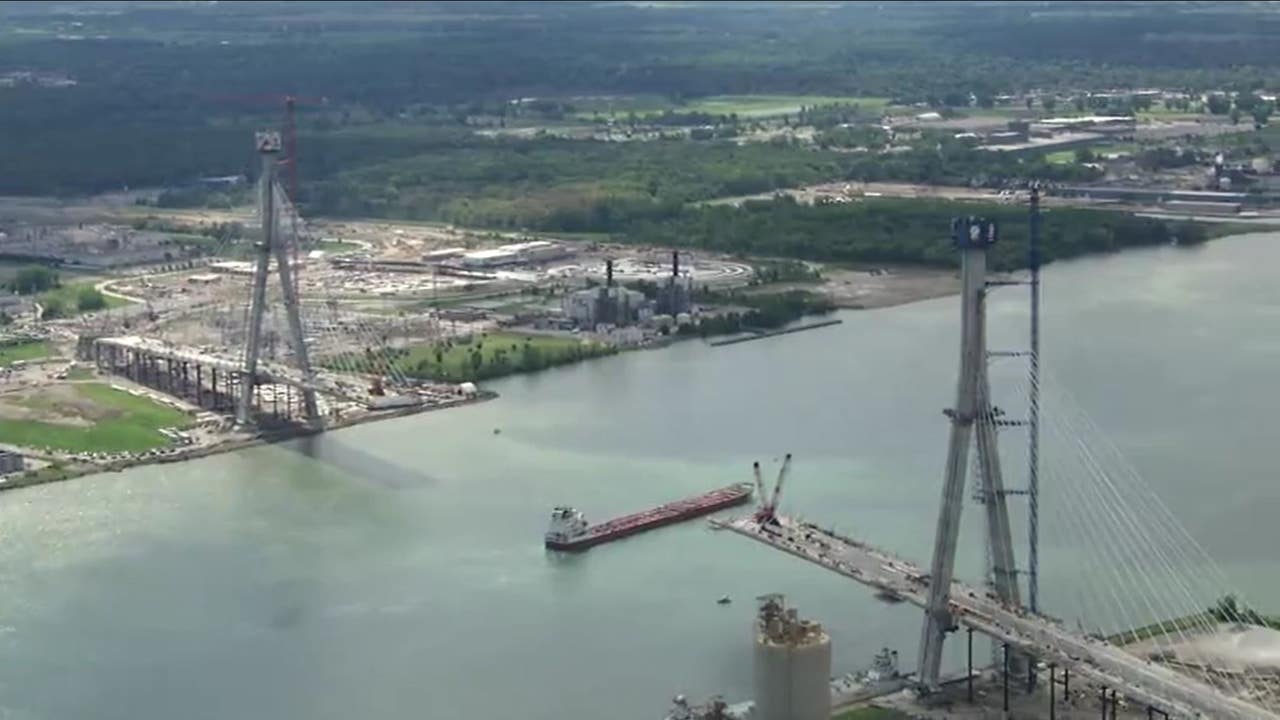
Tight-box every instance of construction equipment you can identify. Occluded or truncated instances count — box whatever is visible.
[206,92,328,293]
[753,453,792,526]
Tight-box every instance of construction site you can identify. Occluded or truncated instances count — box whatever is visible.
[0,123,770,489]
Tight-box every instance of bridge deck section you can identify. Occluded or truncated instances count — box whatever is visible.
[719,515,1278,720]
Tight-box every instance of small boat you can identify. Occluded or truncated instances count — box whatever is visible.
[717,596,732,605]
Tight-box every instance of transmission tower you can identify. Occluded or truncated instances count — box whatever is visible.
[237,131,319,426]
[917,217,1022,692]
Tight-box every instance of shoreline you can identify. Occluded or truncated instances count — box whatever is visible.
[3,225,1272,495]
[0,390,498,494]
[707,318,845,346]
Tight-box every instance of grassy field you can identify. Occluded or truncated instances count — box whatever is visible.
[0,382,190,453]
[1098,142,1139,156]
[401,331,613,381]
[38,280,132,315]
[333,331,615,382]
[834,706,911,720]
[572,94,892,120]
[65,365,94,380]
[0,341,51,366]
[315,240,365,254]
[0,259,97,283]
[1108,612,1216,644]
[682,95,892,118]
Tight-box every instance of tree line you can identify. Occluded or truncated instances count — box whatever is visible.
[614,196,1210,273]
[4,1,1280,198]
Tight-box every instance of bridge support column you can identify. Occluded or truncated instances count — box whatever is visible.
[967,627,974,703]
[918,217,1022,690]
[238,130,320,427]
[1002,642,1010,715]
[1050,666,1056,720]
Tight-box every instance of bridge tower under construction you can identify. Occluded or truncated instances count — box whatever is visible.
[237,131,320,426]
[917,216,1022,691]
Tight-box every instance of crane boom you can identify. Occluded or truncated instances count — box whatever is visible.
[769,453,792,512]
[752,461,766,507]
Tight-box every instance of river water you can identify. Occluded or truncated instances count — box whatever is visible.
[2,233,1280,720]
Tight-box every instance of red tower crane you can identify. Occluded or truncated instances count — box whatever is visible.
[207,93,327,204]
[207,93,328,293]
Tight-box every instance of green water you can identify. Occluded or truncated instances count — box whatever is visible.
[2,233,1280,719]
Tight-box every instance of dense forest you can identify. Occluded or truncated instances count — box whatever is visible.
[1,1,1279,198]
[299,134,1098,230]
[614,197,1211,272]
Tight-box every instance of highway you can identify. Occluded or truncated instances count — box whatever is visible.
[719,515,1280,720]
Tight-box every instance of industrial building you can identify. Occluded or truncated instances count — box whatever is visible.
[0,225,186,268]
[562,260,651,329]
[1054,185,1262,206]
[656,251,694,317]
[458,240,569,268]
[422,247,467,262]
[753,594,831,720]
[1036,115,1137,133]
[0,449,24,475]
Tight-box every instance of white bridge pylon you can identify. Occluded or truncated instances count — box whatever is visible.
[918,217,1022,689]
[237,130,320,426]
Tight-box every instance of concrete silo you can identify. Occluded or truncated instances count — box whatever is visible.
[753,594,831,720]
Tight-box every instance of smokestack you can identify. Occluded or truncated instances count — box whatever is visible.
[606,259,614,287]
[672,250,679,278]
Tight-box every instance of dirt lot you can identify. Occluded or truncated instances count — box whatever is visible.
[819,265,961,309]
[0,383,100,426]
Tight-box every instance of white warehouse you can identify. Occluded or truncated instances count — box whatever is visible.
[459,240,569,268]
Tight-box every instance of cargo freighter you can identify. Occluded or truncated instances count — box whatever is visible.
[544,483,755,551]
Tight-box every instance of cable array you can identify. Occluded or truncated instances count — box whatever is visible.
[983,356,1280,708]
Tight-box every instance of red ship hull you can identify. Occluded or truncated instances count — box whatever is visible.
[545,483,754,552]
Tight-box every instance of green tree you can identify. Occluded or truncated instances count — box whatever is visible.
[1041,96,1057,114]
[1074,147,1096,163]
[520,341,543,371]
[1252,103,1273,128]
[10,266,59,295]
[1207,94,1232,115]
[40,297,66,320]
[76,287,107,312]
[1235,94,1262,113]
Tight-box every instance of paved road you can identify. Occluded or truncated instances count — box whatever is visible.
[719,515,1279,720]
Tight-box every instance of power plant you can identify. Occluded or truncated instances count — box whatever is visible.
[656,250,694,317]
[561,252,694,331]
